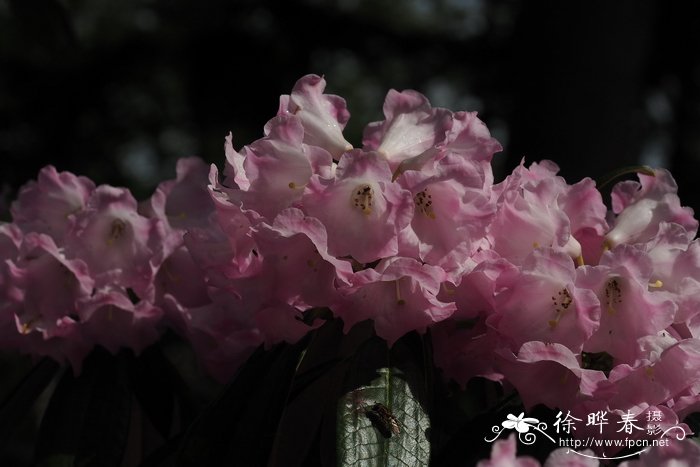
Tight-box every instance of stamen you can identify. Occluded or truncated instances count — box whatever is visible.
[649,279,663,288]
[20,316,40,334]
[576,255,585,267]
[549,287,573,330]
[107,219,127,246]
[288,182,307,190]
[441,282,456,295]
[605,278,622,315]
[351,184,374,216]
[414,188,435,219]
[395,280,405,306]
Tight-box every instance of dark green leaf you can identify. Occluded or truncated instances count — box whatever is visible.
[127,346,177,439]
[35,349,131,467]
[266,319,375,467]
[176,337,307,467]
[336,332,431,467]
[136,433,183,467]
[0,357,59,450]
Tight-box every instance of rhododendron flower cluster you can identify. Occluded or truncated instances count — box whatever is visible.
[2,75,700,461]
[0,167,168,368]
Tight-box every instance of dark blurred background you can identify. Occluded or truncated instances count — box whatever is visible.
[2,0,700,218]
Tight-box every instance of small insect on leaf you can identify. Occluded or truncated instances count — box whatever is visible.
[365,403,401,439]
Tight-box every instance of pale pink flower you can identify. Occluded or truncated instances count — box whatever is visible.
[154,245,209,312]
[302,150,413,263]
[11,165,95,242]
[232,115,333,220]
[606,169,697,248]
[277,74,352,158]
[222,132,249,190]
[333,257,455,345]
[252,208,353,309]
[643,225,700,327]
[449,252,519,321]
[443,110,503,163]
[581,245,676,363]
[477,434,540,467]
[142,156,214,233]
[363,89,452,172]
[8,233,93,338]
[396,154,495,275]
[605,339,700,410]
[64,185,166,301]
[488,161,578,264]
[491,249,601,353]
[78,286,163,354]
[543,448,598,466]
[176,288,263,382]
[496,341,607,410]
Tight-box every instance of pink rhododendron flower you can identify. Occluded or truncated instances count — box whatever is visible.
[222,132,249,190]
[543,448,598,466]
[443,110,503,163]
[65,185,166,301]
[397,154,495,275]
[449,251,519,321]
[234,115,333,220]
[580,245,676,363]
[8,233,93,338]
[277,74,353,158]
[205,164,261,275]
[334,257,455,345]
[605,339,700,410]
[0,232,93,367]
[174,288,263,382]
[0,223,22,255]
[490,248,600,353]
[78,286,162,354]
[155,245,209,312]
[6,73,700,434]
[143,157,215,232]
[252,208,353,308]
[488,161,579,264]
[11,165,95,242]
[642,225,700,328]
[477,434,540,467]
[606,169,698,248]
[302,150,413,263]
[363,89,452,172]
[559,178,609,241]
[496,341,606,410]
